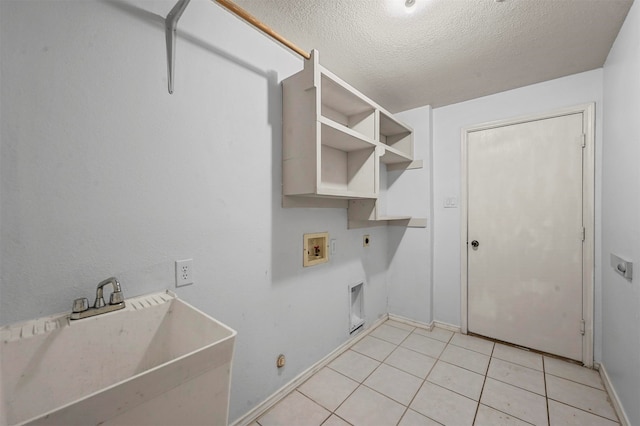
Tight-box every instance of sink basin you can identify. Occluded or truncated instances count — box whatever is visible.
[0,291,236,425]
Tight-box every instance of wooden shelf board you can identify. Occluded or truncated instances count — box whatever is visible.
[379,111,412,136]
[319,117,376,152]
[386,159,423,171]
[348,216,427,229]
[283,195,348,209]
[377,215,412,221]
[380,146,413,164]
[319,67,377,114]
[321,73,373,117]
[317,186,377,199]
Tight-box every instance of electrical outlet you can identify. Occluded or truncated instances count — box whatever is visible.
[175,259,194,287]
[363,235,370,247]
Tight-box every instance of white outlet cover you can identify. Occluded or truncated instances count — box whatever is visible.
[444,197,458,208]
[175,259,194,287]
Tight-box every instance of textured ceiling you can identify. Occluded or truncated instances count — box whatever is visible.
[232,0,633,112]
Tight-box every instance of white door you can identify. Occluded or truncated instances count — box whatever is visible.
[467,113,584,361]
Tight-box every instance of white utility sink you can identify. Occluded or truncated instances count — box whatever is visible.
[0,291,236,425]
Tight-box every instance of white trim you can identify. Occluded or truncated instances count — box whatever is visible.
[432,320,461,334]
[463,104,595,133]
[460,103,596,366]
[388,313,433,331]
[386,315,462,334]
[460,126,469,335]
[230,315,388,426]
[596,363,630,426]
[581,103,596,368]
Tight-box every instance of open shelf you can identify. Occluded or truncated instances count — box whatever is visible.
[380,145,413,164]
[347,197,427,229]
[319,117,376,151]
[321,74,375,140]
[319,146,376,198]
[282,49,422,228]
[379,111,412,160]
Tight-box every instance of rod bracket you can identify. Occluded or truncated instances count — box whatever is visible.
[165,0,192,94]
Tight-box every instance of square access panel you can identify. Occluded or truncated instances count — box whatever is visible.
[303,232,329,267]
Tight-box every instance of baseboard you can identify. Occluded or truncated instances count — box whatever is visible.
[230,314,389,426]
[432,320,461,333]
[596,362,630,426]
[387,314,433,331]
[386,315,461,335]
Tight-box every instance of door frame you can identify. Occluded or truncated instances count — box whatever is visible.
[460,103,595,367]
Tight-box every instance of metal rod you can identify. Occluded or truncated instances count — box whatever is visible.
[213,0,311,60]
[164,0,309,94]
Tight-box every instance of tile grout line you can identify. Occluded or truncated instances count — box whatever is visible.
[323,359,375,418]
[320,410,352,426]
[471,342,495,424]
[544,358,620,424]
[437,356,487,377]
[326,324,415,425]
[392,324,451,425]
[393,336,426,425]
[323,323,616,426]
[331,328,519,425]
[545,371,610,391]
[491,351,544,372]
[543,355,551,426]
[275,321,617,426]
[477,354,538,426]
[401,329,499,425]
[545,397,623,425]
[399,335,443,426]
[336,326,433,426]
[292,320,397,426]
[374,326,417,425]
[478,362,547,398]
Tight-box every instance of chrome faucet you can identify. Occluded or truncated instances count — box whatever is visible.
[70,277,125,320]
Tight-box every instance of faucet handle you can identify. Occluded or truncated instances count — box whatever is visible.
[72,297,89,313]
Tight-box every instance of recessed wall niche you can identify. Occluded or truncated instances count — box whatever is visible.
[303,232,329,267]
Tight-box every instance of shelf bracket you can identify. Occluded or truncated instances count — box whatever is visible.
[165,0,192,94]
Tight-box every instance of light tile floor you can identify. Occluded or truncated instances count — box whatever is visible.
[255,320,620,426]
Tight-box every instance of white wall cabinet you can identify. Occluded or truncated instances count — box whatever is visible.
[282,50,426,228]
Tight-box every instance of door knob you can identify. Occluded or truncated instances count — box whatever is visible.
[471,240,479,249]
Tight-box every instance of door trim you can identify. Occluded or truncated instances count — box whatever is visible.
[460,103,595,367]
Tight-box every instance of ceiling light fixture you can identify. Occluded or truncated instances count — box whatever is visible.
[387,0,424,16]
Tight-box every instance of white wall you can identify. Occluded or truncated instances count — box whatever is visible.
[431,70,604,359]
[386,105,433,324]
[601,1,640,423]
[0,1,392,422]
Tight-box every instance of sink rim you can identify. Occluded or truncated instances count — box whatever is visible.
[1,290,237,426]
